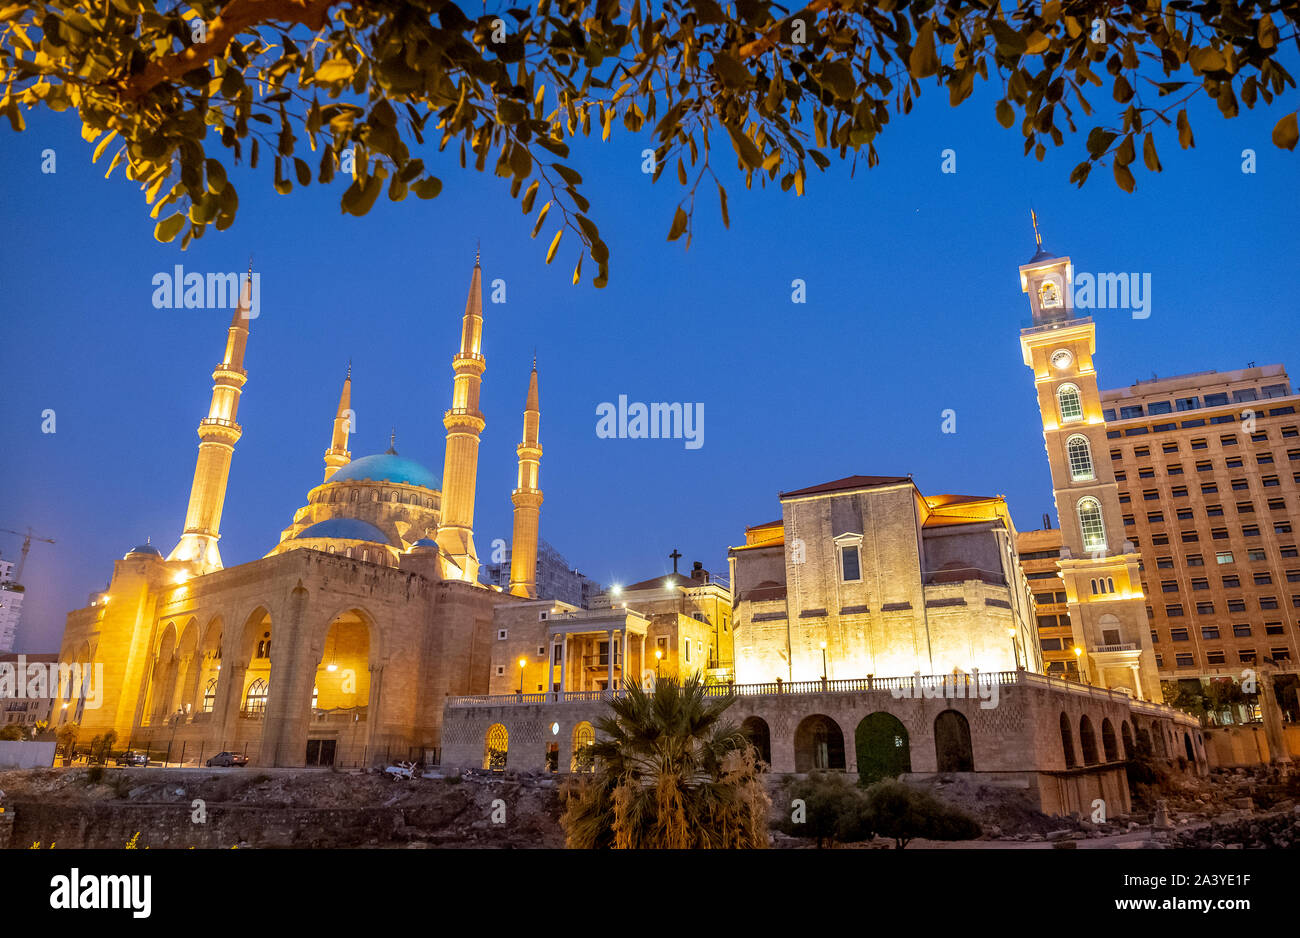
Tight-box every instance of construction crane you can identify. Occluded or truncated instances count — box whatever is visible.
[0,526,56,585]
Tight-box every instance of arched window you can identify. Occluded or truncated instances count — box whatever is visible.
[484,723,509,771]
[571,721,595,772]
[1057,384,1084,423]
[349,489,357,503]
[1090,579,1098,595]
[370,490,378,502]
[1039,279,1061,309]
[1060,712,1076,768]
[390,492,399,504]
[1079,716,1099,765]
[1106,577,1115,593]
[1066,434,1094,481]
[244,678,269,715]
[202,678,217,713]
[345,547,353,558]
[1077,497,1106,552]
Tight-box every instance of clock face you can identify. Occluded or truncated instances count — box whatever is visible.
[1051,348,1073,370]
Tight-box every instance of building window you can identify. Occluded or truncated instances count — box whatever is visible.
[1066,435,1094,481]
[1233,624,1252,637]
[840,545,862,582]
[1076,501,1107,550]
[1221,575,1240,587]
[244,679,269,715]
[1057,384,1084,423]
[1202,626,1220,640]
[202,679,217,713]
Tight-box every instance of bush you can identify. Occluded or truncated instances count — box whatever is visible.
[0,724,26,741]
[863,780,981,849]
[774,772,874,848]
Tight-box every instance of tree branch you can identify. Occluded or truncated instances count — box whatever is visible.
[119,0,340,101]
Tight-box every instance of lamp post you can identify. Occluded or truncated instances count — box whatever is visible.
[654,648,662,679]
[517,657,527,695]
[820,640,828,685]
[1073,645,1087,684]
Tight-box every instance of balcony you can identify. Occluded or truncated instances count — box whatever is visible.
[582,654,621,670]
[1093,642,1137,653]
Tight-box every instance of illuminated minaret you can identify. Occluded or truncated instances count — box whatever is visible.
[323,362,352,481]
[509,360,542,597]
[1017,214,1159,700]
[435,250,486,581]
[167,267,253,573]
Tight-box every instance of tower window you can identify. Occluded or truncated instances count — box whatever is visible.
[1077,497,1106,552]
[1066,435,1094,481]
[1057,384,1084,423]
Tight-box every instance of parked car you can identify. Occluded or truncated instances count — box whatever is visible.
[114,750,149,767]
[206,751,249,767]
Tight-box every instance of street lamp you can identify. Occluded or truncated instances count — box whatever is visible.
[654,648,662,678]
[517,657,527,694]
[820,640,828,683]
[1072,645,1087,683]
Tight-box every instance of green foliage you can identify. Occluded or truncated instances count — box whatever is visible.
[775,771,873,848]
[559,674,769,849]
[863,779,981,849]
[87,729,117,765]
[0,723,26,741]
[1,1,1295,281]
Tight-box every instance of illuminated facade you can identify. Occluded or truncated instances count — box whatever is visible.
[1018,244,1161,700]
[53,253,543,766]
[728,476,1041,684]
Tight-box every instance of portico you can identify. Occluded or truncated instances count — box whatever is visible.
[546,609,650,694]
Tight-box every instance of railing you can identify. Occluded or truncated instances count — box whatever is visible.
[445,669,1191,716]
[582,654,620,669]
[238,707,265,720]
[922,566,1008,586]
[1093,642,1138,653]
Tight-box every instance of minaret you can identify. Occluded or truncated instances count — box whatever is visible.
[1017,215,1160,700]
[509,360,543,597]
[167,266,253,572]
[323,362,352,481]
[435,250,486,581]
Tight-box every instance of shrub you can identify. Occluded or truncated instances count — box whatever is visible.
[0,724,26,741]
[774,772,873,848]
[863,780,981,849]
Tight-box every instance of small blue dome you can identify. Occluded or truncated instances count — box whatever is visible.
[329,453,440,490]
[412,538,438,548]
[295,518,391,544]
[125,543,162,558]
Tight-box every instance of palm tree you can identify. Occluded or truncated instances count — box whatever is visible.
[560,674,769,849]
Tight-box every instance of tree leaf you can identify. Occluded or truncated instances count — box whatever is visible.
[154,213,185,243]
[909,20,939,79]
[1142,132,1162,171]
[995,99,1015,129]
[667,206,687,241]
[1112,161,1135,193]
[1272,112,1298,151]
[545,228,562,263]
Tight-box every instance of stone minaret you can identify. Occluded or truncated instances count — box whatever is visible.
[323,362,352,481]
[435,251,486,581]
[509,361,543,597]
[167,269,253,572]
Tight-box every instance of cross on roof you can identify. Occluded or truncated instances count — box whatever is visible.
[669,548,682,573]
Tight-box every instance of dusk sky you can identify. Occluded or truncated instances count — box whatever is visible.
[2,74,1297,652]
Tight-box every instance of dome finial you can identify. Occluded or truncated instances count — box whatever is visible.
[346,358,352,380]
[1030,208,1043,251]
[386,428,397,455]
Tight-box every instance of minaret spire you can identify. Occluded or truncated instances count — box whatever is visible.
[435,250,487,582]
[509,360,542,598]
[323,364,353,482]
[167,259,254,572]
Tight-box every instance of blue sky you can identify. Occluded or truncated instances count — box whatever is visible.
[1,69,1297,652]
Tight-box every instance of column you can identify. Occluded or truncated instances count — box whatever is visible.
[558,634,567,700]
[621,629,628,694]
[1129,664,1142,701]
[606,630,614,690]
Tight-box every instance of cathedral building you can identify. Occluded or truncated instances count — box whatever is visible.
[54,253,549,767]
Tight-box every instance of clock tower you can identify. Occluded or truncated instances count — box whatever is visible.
[1018,218,1160,700]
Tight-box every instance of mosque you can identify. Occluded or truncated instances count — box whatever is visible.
[53,253,544,766]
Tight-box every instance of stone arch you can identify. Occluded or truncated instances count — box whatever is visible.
[191,615,223,716]
[855,711,911,783]
[145,621,180,725]
[312,609,373,713]
[1121,720,1134,759]
[484,723,508,771]
[740,716,772,768]
[231,605,273,721]
[1060,712,1077,768]
[1079,715,1099,765]
[1101,718,1119,762]
[1152,722,1167,757]
[793,714,845,772]
[1136,725,1153,757]
[1183,731,1195,762]
[571,721,595,772]
[934,710,974,772]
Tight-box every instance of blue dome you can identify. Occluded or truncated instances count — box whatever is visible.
[295,518,391,544]
[412,538,438,548]
[125,543,162,557]
[329,453,440,490]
